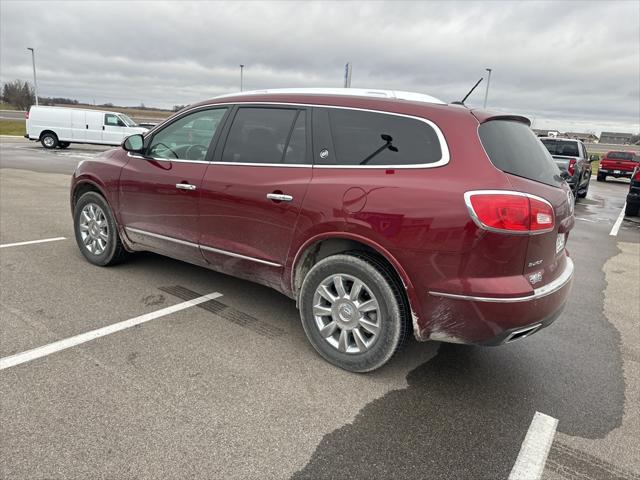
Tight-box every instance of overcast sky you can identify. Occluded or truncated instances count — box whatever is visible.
[1,0,638,134]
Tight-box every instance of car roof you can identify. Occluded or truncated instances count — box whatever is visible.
[211,88,447,105]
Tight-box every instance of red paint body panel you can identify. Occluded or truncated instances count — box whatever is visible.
[70,92,575,345]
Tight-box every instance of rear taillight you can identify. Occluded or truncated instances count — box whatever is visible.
[633,169,640,181]
[568,158,576,176]
[465,191,555,234]
[25,110,29,119]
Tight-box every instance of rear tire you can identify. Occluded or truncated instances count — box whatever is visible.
[597,173,606,182]
[73,192,129,266]
[625,203,639,217]
[40,132,58,149]
[58,142,70,149]
[299,253,409,372]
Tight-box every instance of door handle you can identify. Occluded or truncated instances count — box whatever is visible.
[267,193,293,202]
[176,183,197,191]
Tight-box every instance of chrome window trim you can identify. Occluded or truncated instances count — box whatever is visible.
[124,227,282,268]
[126,151,211,164]
[463,189,555,236]
[143,101,450,169]
[429,257,573,303]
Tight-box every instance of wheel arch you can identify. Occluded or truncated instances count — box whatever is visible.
[38,129,58,141]
[289,233,423,339]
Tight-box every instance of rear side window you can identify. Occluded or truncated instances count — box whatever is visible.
[479,120,563,187]
[322,108,442,166]
[221,107,304,164]
[541,140,580,157]
[608,151,635,161]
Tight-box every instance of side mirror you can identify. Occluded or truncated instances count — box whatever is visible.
[122,134,144,153]
[589,154,599,162]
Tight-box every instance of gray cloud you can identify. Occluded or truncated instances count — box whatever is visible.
[1,0,638,134]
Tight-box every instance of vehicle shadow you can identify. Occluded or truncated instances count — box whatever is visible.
[293,334,624,479]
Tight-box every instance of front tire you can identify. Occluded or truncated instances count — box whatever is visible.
[41,132,58,149]
[73,192,128,266]
[299,253,408,372]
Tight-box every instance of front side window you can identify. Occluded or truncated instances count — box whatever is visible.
[105,114,123,127]
[147,108,228,161]
[119,114,137,127]
[323,108,442,166]
[221,107,303,164]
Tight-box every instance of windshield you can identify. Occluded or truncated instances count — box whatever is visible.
[479,120,563,188]
[608,151,636,161]
[118,114,137,127]
[541,140,580,157]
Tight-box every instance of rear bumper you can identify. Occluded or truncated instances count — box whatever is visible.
[599,169,633,178]
[424,257,574,345]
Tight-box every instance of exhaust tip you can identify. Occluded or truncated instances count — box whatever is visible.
[504,323,542,344]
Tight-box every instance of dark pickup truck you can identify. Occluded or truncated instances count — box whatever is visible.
[541,137,593,199]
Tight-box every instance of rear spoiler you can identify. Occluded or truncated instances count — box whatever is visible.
[470,110,531,126]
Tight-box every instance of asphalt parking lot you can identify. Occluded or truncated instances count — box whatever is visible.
[1,137,639,480]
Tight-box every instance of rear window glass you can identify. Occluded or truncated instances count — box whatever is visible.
[479,121,563,187]
[541,140,580,157]
[325,109,442,166]
[608,151,635,160]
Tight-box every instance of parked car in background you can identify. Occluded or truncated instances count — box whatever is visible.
[26,106,148,149]
[625,166,640,216]
[598,151,639,181]
[70,88,575,372]
[540,137,593,199]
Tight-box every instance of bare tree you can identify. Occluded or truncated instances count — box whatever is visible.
[1,80,36,110]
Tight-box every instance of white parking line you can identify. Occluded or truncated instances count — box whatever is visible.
[0,237,67,249]
[609,203,626,236]
[0,292,222,370]
[509,411,558,480]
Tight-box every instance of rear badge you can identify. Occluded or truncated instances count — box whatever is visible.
[528,259,543,267]
[528,271,543,285]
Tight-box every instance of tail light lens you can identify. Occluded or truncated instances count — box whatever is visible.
[633,168,640,181]
[568,158,576,176]
[25,110,29,119]
[465,191,555,234]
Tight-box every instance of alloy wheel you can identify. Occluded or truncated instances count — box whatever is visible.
[312,273,381,354]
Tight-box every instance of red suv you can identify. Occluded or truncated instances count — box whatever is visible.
[71,88,575,372]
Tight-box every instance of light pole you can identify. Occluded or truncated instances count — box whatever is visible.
[27,47,39,106]
[483,68,492,109]
[239,64,244,92]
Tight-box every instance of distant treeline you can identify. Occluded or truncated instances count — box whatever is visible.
[1,78,177,112]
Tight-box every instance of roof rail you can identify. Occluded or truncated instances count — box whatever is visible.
[214,88,446,105]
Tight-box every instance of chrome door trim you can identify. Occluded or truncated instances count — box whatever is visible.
[124,227,282,268]
[176,183,197,190]
[199,245,282,267]
[429,257,574,303]
[125,227,199,248]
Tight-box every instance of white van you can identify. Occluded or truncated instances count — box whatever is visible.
[26,106,148,149]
